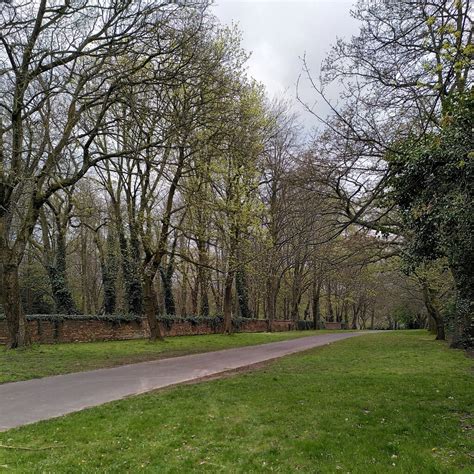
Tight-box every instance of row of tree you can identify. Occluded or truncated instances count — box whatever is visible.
[1,0,471,349]
[298,0,473,347]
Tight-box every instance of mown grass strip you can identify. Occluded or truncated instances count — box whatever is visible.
[0,331,472,473]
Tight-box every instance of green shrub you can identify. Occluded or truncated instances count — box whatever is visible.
[297,320,315,330]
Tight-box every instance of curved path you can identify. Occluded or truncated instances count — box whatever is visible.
[0,332,365,431]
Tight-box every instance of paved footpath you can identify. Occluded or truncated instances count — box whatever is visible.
[0,332,366,431]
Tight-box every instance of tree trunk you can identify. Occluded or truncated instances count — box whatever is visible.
[450,267,474,349]
[427,313,437,334]
[197,239,210,317]
[254,297,260,319]
[326,279,334,322]
[199,277,210,316]
[159,264,176,316]
[117,220,142,315]
[2,263,30,348]
[143,272,163,341]
[343,303,349,326]
[236,265,252,319]
[290,260,302,321]
[101,259,116,314]
[93,228,118,315]
[290,295,301,321]
[266,274,278,332]
[190,276,198,315]
[1,198,36,347]
[335,290,342,323]
[360,303,367,329]
[303,299,310,320]
[41,201,78,315]
[48,225,78,314]
[421,280,445,341]
[128,228,143,314]
[285,297,290,320]
[179,266,188,317]
[25,249,33,313]
[312,279,322,330]
[351,303,359,330]
[80,229,92,313]
[212,276,222,315]
[223,270,234,334]
[102,232,118,314]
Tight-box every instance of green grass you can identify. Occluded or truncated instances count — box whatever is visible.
[0,331,472,473]
[0,330,337,383]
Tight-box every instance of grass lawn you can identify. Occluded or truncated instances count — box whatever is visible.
[0,330,338,384]
[0,331,472,473]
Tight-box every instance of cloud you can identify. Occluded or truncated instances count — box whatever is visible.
[211,0,360,131]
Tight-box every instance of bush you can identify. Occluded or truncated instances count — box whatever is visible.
[297,320,315,331]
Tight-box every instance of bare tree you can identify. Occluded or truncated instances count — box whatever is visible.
[0,0,207,347]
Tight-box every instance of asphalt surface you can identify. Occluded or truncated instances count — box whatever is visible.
[0,332,364,431]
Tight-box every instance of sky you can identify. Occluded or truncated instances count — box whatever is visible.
[210,0,361,131]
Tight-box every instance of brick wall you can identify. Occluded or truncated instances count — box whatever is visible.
[324,322,347,330]
[0,318,298,344]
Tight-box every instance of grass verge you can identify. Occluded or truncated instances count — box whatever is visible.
[0,330,472,472]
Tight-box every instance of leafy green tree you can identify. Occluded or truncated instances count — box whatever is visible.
[388,91,473,348]
[212,82,267,333]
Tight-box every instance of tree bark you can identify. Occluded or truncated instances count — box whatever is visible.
[116,219,142,315]
[143,270,163,341]
[102,232,118,314]
[197,239,210,317]
[290,258,303,321]
[190,276,198,315]
[351,303,359,330]
[303,299,310,320]
[326,279,334,322]
[343,302,349,326]
[266,274,278,332]
[450,267,474,349]
[179,265,188,317]
[48,225,78,314]
[312,278,322,330]
[0,199,32,347]
[41,200,78,314]
[421,280,446,341]
[236,265,252,319]
[223,269,234,334]
[159,263,176,316]
[2,263,30,348]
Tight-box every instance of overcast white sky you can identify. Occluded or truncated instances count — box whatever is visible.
[211,0,360,131]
